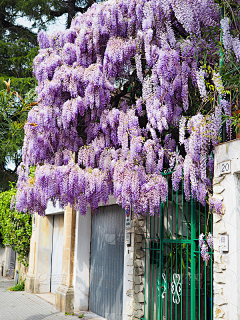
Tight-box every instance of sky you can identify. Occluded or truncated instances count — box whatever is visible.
[16,14,67,35]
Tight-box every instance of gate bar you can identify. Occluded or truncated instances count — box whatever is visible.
[190,199,196,319]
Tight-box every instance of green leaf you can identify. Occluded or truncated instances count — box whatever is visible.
[0,185,32,265]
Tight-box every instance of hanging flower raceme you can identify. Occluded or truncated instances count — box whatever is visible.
[209,197,223,215]
[199,233,213,263]
[221,17,240,60]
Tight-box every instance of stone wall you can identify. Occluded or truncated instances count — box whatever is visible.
[213,139,240,319]
[132,215,146,320]
[212,176,227,319]
[15,255,29,282]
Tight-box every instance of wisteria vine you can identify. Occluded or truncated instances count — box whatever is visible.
[14,0,236,217]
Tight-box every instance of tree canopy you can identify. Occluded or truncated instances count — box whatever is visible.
[0,0,96,43]
[0,0,97,81]
[0,0,100,188]
[0,81,36,191]
[14,0,240,217]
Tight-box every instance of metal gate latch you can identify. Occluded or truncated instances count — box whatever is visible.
[171,273,181,304]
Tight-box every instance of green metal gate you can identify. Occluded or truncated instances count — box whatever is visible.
[142,173,213,319]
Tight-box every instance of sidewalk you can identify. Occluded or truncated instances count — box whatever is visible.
[0,276,80,320]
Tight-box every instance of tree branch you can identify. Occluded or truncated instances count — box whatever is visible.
[2,20,37,45]
[111,84,129,109]
[49,7,68,18]
[75,0,95,12]
[75,4,92,13]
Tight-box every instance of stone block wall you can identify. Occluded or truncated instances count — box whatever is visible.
[213,177,228,319]
[132,215,146,320]
[15,255,29,282]
[213,139,240,319]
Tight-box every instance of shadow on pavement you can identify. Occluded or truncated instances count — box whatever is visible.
[25,312,63,320]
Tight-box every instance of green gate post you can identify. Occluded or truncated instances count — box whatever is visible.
[190,199,196,319]
[159,203,164,319]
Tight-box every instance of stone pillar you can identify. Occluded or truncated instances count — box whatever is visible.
[73,207,91,312]
[123,211,135,320]
[25,213,38,293]
[212,176,228,319]
[213,139,240,319]
[55,205,76,313]
[15,254,28,283]
[34,214,53,293]
[25,213,53,294]
[132,215,146,320]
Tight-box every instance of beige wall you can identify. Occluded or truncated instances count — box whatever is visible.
[25,202,76,315]
[15,256,28,282]
[55,205,76,313]
[25,213,53,293]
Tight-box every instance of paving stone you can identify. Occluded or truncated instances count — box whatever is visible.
[0,275,81,320]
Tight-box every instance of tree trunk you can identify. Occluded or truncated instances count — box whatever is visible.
[67,0,76,28]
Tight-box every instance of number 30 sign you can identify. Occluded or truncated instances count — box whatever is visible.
[220,161,231,175]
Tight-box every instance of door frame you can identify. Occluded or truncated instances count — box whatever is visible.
[73,198,134,319]
[50,213,64,294]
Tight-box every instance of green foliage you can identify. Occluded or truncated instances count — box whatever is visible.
[0,224,4,248]
[65,312,75,316]
[219,0,240,105]
[0,81,36,191]
[222,112,240,134]
[0,185,32,266]
[0,39,38,79]
[0,85,35,162]
[220,56,240,105]
[0,0,96,44]
[0,0,97,99]
[0,2,94,184]
[0,77,36,95]
[9,280,25,291]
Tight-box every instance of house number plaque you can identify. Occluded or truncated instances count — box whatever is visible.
[220,160,231,175]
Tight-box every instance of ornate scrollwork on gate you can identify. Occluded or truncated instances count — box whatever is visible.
[171,273,181,304]
[157,273,167,299]
[161,273,167,298]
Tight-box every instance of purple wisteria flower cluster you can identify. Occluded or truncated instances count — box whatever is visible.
[199,233,213,262]
[14,0,226,216]
[209,197,223,215]
[221,17,240,60]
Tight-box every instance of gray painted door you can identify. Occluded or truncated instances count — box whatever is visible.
[89,205,125,320]
[51,214,64,294]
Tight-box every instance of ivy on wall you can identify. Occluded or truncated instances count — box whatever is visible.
[0,184,32,266]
